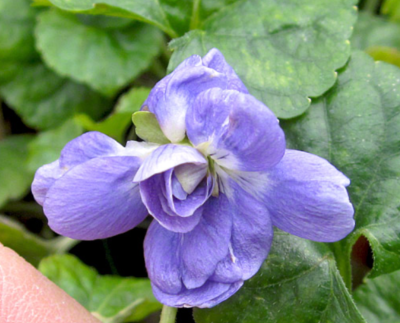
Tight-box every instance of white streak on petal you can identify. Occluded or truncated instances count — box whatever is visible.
[229,243,237,264]
[125,141,159,159]
[215,164,270,201]
[174,163,207,194]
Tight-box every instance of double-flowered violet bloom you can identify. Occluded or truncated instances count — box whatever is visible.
[32,49,355,308]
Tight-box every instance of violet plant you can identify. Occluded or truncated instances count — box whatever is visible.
[32,48,355,308]
[1,0,400,323]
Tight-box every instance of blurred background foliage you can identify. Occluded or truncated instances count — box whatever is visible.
[1,0,400,322]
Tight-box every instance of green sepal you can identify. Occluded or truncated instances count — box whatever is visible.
[132,111,170,144]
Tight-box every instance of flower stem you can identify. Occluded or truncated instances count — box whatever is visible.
[50,236,79,254]
[0,99,6,140]
[159,305,177,323]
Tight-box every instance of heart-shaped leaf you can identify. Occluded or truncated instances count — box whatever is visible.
[0,0,112,130]
[35,10,163,96]
[169,0,357,119]
[281,51,400,279]
[194,232,365,323]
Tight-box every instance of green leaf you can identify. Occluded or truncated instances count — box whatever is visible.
[382,0,400,22]
[32,0,248,38]
[115,87,150,113]
[0,0,112,129]
[0,215,51,266]
[351,12,400,50]
[353,270,400,323]
[35,10,163,96]
[351,12,400,67]
[0,135,34,208]
[0,0,38,61]
[39,254,162,323]
[159,0,240,36]
[27,119,83,172]
[158,0,193,36]
[0,214,75,265]
[32,0,52,5]
[0,61,111,130]
[366,46,400,68]
[132,111,170,144]
[281,51,400,278]
[169,0,357,119]
[75,114,132,143]
[194,232,365,323]
[159,0,238,36]
[157,0,242,36]
[0,0,38,87]
[75,87,150,142]
[32,0,178,38]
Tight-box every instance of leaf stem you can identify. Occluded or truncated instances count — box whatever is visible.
[363,0,379,14]
[165,27,179,39]
[159,305,177,323]
[332,241,352,291]
[190,0,201,30]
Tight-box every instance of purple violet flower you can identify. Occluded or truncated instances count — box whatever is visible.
[31,49,355,308]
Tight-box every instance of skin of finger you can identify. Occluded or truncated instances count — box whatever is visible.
[0,243,101,323]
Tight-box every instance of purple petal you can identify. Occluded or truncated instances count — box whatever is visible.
[144,66,228,143]
[144,198,236,306]
[185,88,230,146]
[211,178,274,282]
[171,173,188,200]
[264,150,355,242]
[144,175,273,308]
[140,173,203,233]
[43,156,147,240]
[143,49,247,143]
[151,280,243,308]
[32,160,65,206]
[134,144,207,182]
[32,134,155,208]
[144,220,183,295]
[164,170,213,218]
[140,55,202,112]
[175,54,203,70]
[186,89,286,171]
[202,48,248,93]
[60,131,124,169]
[180,196,232,289]
[210,256,243,284]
